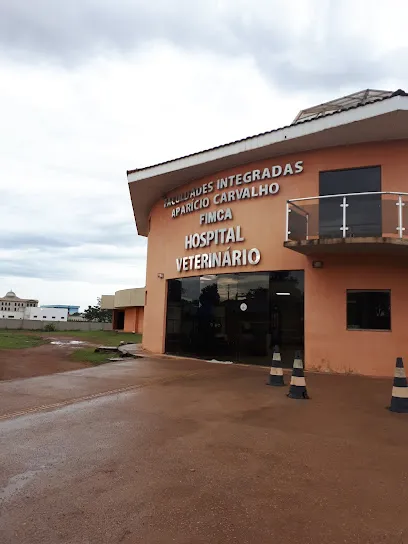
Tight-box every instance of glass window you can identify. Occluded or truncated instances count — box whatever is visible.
[347,290,391,331]
[319,166,381,238]
[166,271,304,366]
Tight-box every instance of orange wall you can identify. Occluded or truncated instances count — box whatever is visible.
[137,307,144,334]
[305,254,408,376]
[143,140,408,376]
[123,307,144,334]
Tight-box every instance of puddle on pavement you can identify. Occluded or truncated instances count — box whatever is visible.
[0,470,40,502]
[50,340,85,346]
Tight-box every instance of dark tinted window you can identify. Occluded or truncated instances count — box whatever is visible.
[319,166,382,238]
[347,290,391,331]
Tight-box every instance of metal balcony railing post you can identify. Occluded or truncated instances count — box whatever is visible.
[340,196,349,238]
[306,213,309,240]
[285,202,290,241]
[397,195,405,238]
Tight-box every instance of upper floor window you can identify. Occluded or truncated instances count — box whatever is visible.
[319,166,382,239]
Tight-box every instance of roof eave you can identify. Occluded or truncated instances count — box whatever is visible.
[128,95,408,236]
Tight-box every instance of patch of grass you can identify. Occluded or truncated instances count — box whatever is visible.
[0,331,46,349]
[69,347,112,366]
[47,330,142,346]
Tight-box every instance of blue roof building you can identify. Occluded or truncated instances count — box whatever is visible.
[42,305,80,315]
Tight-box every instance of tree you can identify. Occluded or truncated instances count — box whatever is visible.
[83,299,113,323]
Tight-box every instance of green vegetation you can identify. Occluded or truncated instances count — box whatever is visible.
[0,329,141,351]
[49,330,142,346]
[0,331,46,349]
[43,323,57,332]
[82,297,113,323]
[69,347,112,365]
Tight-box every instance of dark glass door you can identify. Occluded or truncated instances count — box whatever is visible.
[319,166,382,238]
[234,273,270,364]
[165,271,304,367]
[269,271,304,368]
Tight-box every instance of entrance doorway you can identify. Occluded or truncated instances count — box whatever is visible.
[165,271,304,367]
[115,310,125,331]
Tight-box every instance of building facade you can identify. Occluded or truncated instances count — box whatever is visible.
[128,89,408,377]
[42,305,80,315]
[0,290,38,318]
[101,288,145,333]
[24,307,68,321]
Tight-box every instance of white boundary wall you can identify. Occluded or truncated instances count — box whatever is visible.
[0,320,113,331]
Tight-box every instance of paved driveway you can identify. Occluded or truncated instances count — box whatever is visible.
[1,357,407,543]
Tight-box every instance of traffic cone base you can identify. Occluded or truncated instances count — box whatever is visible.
[388,357,408,413]
[389,395,408,413]
[287,352,309,400]
[266,345,285,387]
[287,386,310,400]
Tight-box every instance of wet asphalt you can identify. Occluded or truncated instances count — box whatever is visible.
[1,357,408,543]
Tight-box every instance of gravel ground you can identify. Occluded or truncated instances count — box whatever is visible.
[1,356,407,544]
[0,340,92,381]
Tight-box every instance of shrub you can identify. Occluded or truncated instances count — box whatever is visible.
[43,323,56,332]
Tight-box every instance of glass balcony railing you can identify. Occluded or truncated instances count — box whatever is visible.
[285,192,408,243]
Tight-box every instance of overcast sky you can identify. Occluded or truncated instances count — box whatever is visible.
[1,0,407,310]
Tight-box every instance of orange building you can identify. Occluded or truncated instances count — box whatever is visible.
[100,288,144,334]
[128,89,408,377]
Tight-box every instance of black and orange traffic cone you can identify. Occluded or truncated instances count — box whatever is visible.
[287,351,309,400]
[388,357,408,413]
[266,345,285,386]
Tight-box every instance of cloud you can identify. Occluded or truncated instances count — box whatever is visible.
[0,0,407,309]
[0,0,287,63]
[1,0,408,93]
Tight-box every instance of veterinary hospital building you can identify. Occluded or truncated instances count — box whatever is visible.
[128,89,408,377]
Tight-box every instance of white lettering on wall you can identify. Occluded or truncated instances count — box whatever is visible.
[165,160,304,216]
[169,160,305,272]
[176,248,261,272]
[200,207,233,225]
[184,226,244,250]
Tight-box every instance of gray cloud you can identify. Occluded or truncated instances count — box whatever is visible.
[0,229,142,252]
[0,235,74,250]
[0,0,244,62]
[0,258,71,281]
[0,0,402,92]
[0,0,406,309]
[0,242,146,282]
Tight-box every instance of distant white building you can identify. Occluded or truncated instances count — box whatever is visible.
[0,290,68,321]
[0,310,24,320]
[24,307,68,322]
[0,290,38,318]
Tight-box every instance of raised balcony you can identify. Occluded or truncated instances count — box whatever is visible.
[284,192,408,255]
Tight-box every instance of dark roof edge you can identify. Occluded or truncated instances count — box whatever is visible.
[127,89,408,177]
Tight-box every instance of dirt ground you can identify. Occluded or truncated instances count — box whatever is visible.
[1,356,408,544]
[0,338,92,381]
